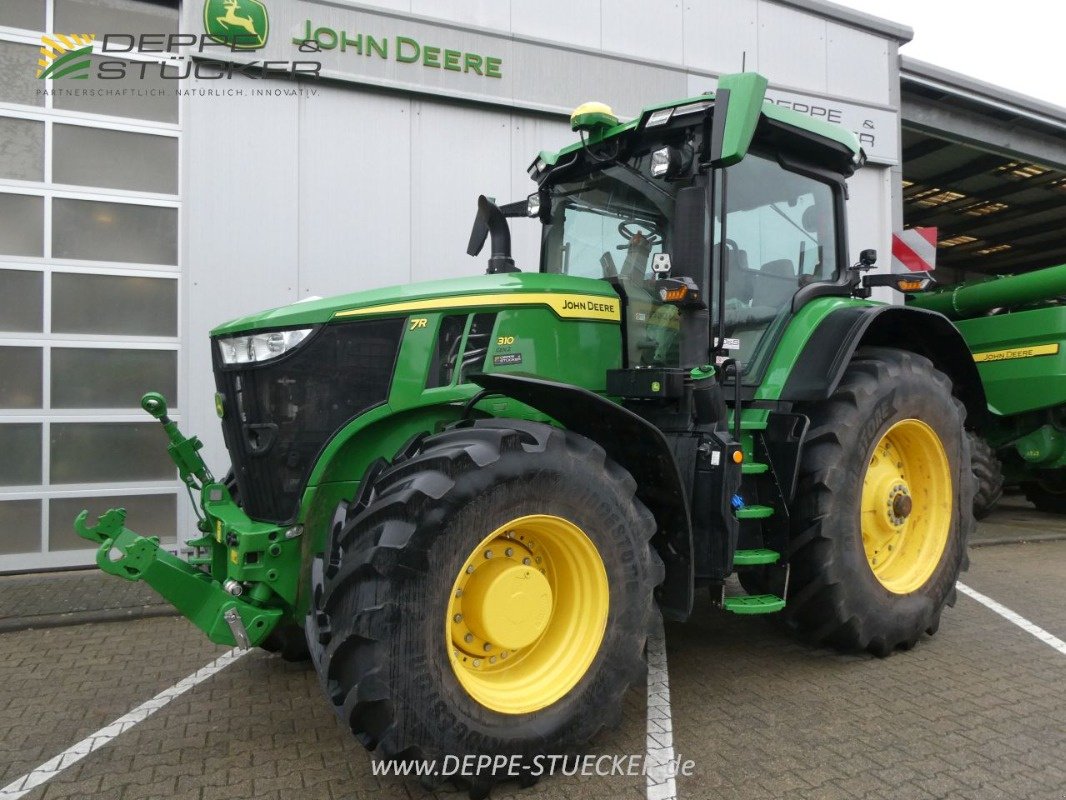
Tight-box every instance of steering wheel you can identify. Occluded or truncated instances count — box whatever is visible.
[616,220,662,250]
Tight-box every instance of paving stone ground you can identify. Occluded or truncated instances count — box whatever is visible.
[1,528,1063,799]
[0,570,172,632]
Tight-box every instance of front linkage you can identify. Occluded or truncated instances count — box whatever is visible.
[74,392,297,649]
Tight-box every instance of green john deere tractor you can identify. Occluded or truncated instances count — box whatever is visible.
[909,264,1066,516]
[76,71,981,792]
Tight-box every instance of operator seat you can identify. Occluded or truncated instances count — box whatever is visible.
[751,258,797,310]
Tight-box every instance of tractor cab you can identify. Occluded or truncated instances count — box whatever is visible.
[475,73,861,378]
[539,82,858,377]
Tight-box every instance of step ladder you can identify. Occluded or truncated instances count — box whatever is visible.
[722,486,789,614]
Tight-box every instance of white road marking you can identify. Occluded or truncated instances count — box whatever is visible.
[0,648,250,800]
[957,582,1066,656]
[646,612,678,800]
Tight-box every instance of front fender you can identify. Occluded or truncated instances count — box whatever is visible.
[469,372,694,621]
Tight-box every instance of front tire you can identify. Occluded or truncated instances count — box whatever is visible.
[786,348,973,656]
[1023,478,1066,514]
[969,432,1004,519]
[306,420,662,793]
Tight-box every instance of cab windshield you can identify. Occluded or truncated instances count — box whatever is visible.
[541,155,697,368]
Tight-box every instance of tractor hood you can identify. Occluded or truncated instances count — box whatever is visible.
[211,272,621,336]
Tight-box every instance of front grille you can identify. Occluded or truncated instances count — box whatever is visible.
[214,318,404,523]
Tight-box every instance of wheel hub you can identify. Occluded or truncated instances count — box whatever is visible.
[461,559,553,650]
[891,488,913,522]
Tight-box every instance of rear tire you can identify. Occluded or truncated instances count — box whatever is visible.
[969,433,1004,519]
[785,348,973,656]
[306,420,662,794]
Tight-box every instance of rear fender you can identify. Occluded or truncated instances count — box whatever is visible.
[780,305,987,423]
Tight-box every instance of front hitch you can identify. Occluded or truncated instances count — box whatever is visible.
[73,392,289,649]
[75,507,281,647]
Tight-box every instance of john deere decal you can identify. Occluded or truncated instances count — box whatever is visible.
[37,34,95,80]
[204,0,269,50]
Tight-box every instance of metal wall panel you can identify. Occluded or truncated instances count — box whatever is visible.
[756,2,829,94]
[409,101,512,284]
[353,0,412,12]
[296,88,412,299]
[507,43,685,120]
[601,0,684,63]
[682,0,759,75]
[511,0,602,49]
[409,0,511,32]
[827,23,890,105]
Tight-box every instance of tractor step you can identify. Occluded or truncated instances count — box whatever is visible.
[741,461,769,475]
[723,594,786,615]
[734,504,774,520]
[733,548,780,566]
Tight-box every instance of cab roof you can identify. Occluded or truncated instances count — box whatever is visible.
[533,72,862,177]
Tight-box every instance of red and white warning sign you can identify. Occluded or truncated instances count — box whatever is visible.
[891,227,937,272]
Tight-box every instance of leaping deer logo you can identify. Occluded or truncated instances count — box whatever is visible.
[204,0,268,50]
[217,0,261,44]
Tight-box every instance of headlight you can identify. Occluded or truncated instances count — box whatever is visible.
[651,146,683,178]
[672,100,712,117]
[527,156,547,178]
[651,147,672,177]
[645,108,673,127]
[217,328,312,365]
[527,192,541,217]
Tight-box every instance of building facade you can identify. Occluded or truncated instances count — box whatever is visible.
[0,0,910,571]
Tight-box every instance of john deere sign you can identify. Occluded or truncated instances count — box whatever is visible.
[295,21,502,78]
[179,0,684,116]
[204,0,269,50]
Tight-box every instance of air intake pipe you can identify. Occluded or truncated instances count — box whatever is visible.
[466,195,518,274]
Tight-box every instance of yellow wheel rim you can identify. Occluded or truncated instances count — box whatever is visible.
[861,418,952,594]
[446,514,609,715]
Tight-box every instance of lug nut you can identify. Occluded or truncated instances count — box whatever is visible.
[489,656,497,664]
[501,651,509,659]
[464,633,474,643]
[505,531,515,539]
[523,557,531,565]
[505,547,514,557]
[472,659,482,668]
[466,565,475,574]
[453,614,463,623]
[483,643,492,652]
[484,550,493,559]
[455,588,463,598]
